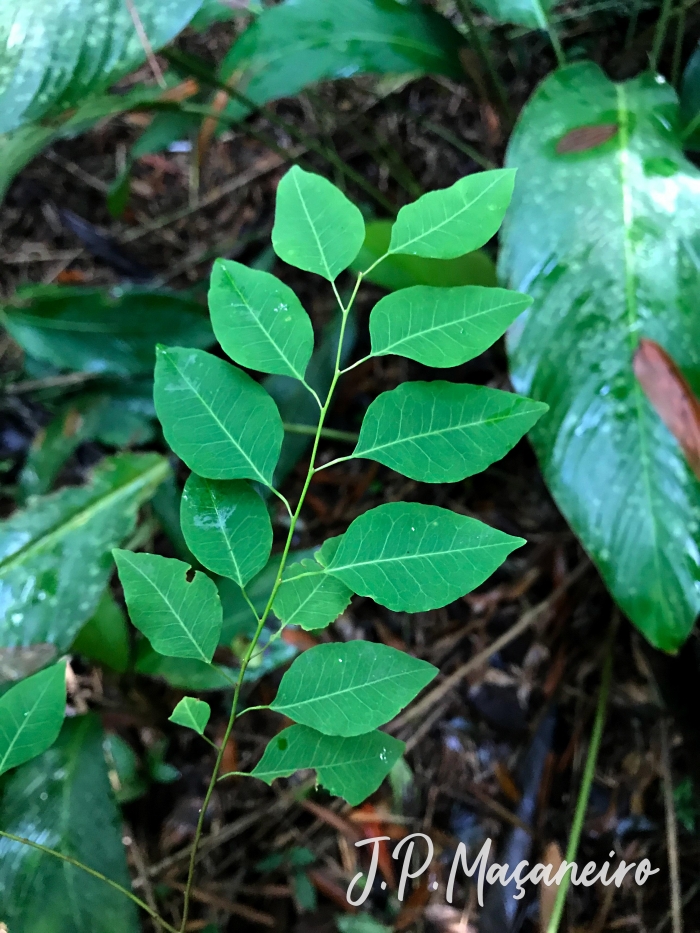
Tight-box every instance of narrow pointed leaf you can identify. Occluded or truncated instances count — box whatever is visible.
[209,259,314,379]
[270,641,437,735]
[354,382,547,482]
[169,697,211,735]
[369,285,531,366]
[326,502,524,611]
[154,346,283,484]
[114,550,222,662]
[251,724,404,806]
[272,166,365,280]
[389,170,515,259]
[0,661,65,775]
[180,474,272,586]
[272,560,353,631]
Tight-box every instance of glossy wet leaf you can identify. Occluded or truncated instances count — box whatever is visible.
[154,346,283,484]
[0,715,138,933]
[169,696,211,735]
[326,502,523,612]
[180,474,272,586]
[0,452,168,652]
[0,0,202,134]
[354,381,546,482]
[369,285,530,366]
[270,642,437,735]
[0,662,65,776]
[3,286,213,376]
[272,560,353,631]
[251,724,404,806]
[500,63,700,651]
[471,0,556,29]
[114,550,222,662]
[209,259,314,379]
[272,166,365,281]
[389,169,515,259]
[72,590,130,673]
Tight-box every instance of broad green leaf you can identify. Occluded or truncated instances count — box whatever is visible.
[0,662,65,776]
[209,259,314,379]
[154,346,283,484]
[0,453,168,651]
[72,590,130,673]
[471,0,557,29]
[92,381,157,448]
[0,715,138,933]
[134,643,236,691]
[180,474,272,586]
[389,170,515,259]
[369,285,531,366]
[114,551,222,662]
[169,696,211,735]
[0,0,203,134]
[272,560,353,630]
[272,166,365,281]
[354,382,547,482]
[315,535,342,568]
[352,220,496,291]
[251,724,404,806]
[500,62,700,651]
[4,286,213,376]
[220,0,464,122]
[270,641,437,735]
[326,502,523,611]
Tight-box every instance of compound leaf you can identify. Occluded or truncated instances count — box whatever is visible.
[0,661,65,776]
[209,259,314,379]
[169,697,211,735]
[354,381,547,482]
[113,550,222,662]
[154,346,283,484]
[326,502,523,611]
[251,724,404,806]
[272,166,365,281]
[272,559,353,630]
[180,474,272,586]
[270,641,437,735]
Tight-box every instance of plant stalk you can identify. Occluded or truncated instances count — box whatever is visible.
[651,0,675,73]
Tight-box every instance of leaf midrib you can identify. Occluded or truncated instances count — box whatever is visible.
[329,540,505,573]
[274,668,422,713]
[292,170,333,280]
[0,674,56,774]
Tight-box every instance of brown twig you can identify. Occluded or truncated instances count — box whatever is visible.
[660,718,683,933]
[168,882,275,927]
[124,0,167,89]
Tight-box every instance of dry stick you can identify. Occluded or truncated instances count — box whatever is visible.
[660,718,684,933]
[388,560,590,733]
[3,371,100,395]
[124,0,167,89]
[168,881,275,927]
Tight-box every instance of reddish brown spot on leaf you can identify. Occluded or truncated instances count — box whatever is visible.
[633,338,700,480]
[556,123,618,154]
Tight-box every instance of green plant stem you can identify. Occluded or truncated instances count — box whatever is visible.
[651,0,675,73]
[546,615,618,933]
[453,0,514,124]
[283,422,358,443]
[672,2,686,88]
[0,830,179,933]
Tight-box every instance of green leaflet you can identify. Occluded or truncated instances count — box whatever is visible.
[389,169,515,259]
[0,715,139,933]
[326,502,524,611]
[369,285,531,366]
[209,259,314,379]
[500,62,700,651]
[471,0,556,29]
[154,346,283,484]
[180,474,272,586]
[270,641,437,735]
[272,166,365,281]
[72,590,130,673]
[0,662,66,776]
[0,452,168,651]
[354,382,547,482]
[114,551,222,662]
[169,697,211,735]
[273,560,353,631]
[251,724,404,806]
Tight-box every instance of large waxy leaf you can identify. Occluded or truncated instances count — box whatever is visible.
[471,0,557,29]
[180,474,272,586]
[500,63,700,652]
[0,0,202,134]
[389,170,515,259]
[209,259,314,379]
[0,662,65,776]
[272,559,353,631]
[354,381,546,482]
[326,502,523,612]
[114,550,222,662]
[0,715,138,933]
[154,346,283,484]
[271,641,437,735]
[369,285,531,366]
[272,166,365,281]
[3,287,213,376]
[0,453,168,651]
[251,724,404,806]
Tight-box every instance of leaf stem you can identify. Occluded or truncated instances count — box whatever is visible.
[651,0,675,73]
[283,422,358,443]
